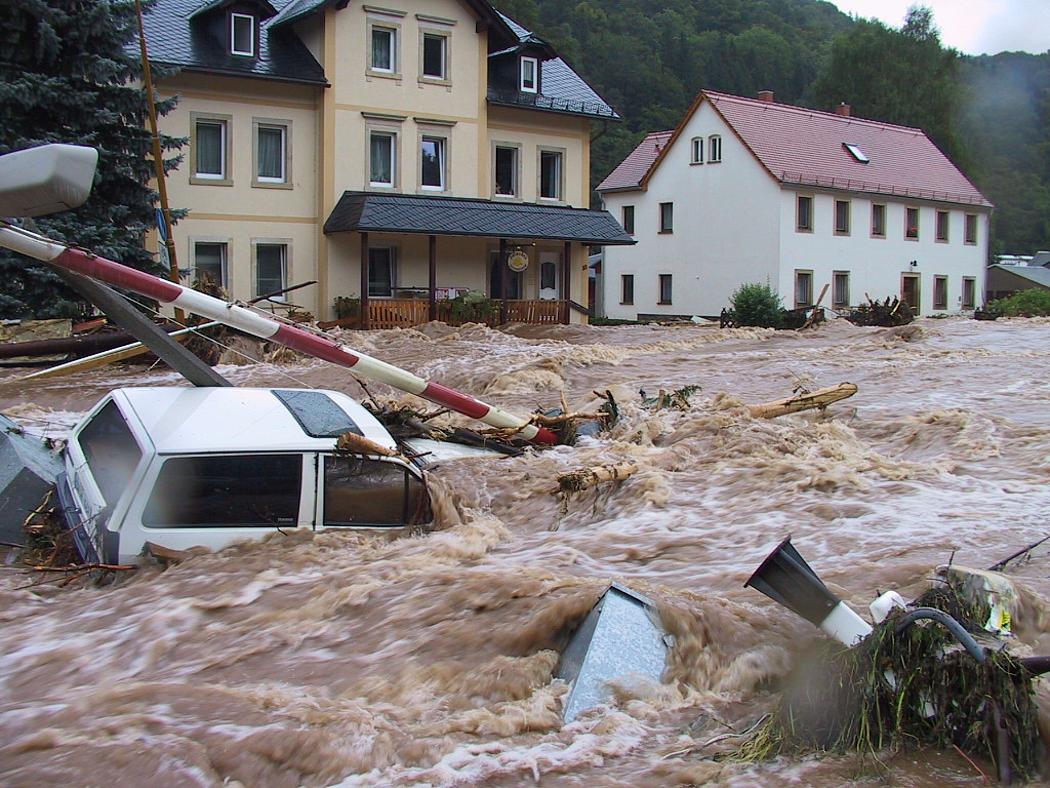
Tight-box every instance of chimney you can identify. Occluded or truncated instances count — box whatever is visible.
[835,102,851,117]
[757,90,775,103]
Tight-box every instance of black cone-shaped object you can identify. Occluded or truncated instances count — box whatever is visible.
[745,537,840,626]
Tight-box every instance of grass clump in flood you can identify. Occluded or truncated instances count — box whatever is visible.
[736,583,1040,780]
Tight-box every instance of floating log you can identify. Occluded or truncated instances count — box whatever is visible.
[336,431,397,457]
[748,383,858,419]
[19,321,223,380]
[554,462,638,494]
[0,324,185,360]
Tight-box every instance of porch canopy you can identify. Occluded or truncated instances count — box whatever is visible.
[323,191,634,326]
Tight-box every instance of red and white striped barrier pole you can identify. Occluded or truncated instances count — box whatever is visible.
[0,223,557,445]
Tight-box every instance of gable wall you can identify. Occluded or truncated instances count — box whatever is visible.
[601,100,782,318]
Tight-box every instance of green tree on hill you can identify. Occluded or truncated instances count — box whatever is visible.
[0,0,182,318]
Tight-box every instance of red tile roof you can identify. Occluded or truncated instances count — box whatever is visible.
[596,130,673,192]
[600,90,992,208]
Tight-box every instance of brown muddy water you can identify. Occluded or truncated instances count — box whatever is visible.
[1,316,1050,786]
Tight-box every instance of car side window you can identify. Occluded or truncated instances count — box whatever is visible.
[142,454,302,527]
[323,456,430,527]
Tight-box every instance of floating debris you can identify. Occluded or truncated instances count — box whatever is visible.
[554,462,638,495]
[748,383,858,419]
[641,385,701,411]
[0,414,62,547]
[556,583,668,723]
[848,296,915,327]
[742,540,1044,782]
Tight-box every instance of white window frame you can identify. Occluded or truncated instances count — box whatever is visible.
[230,13,255,57]
[419,134,447,192]
[368,129,398,189]
[708,134,722,163]
[492,142,520,198]
[520,56,538,93]
[538,147,564,201]
[253,240,290,301]
[190,239,230,289]
[420,30,449,82]
[369,23,398,75]
[690,137,703,165]
[191,113,232,185]
[252,119,291,188]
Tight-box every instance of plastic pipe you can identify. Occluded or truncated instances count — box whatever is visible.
[895,607,986,663]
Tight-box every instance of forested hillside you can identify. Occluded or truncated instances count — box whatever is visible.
[497,0,1050,256]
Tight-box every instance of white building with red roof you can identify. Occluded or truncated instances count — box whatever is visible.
[597,89,992,319]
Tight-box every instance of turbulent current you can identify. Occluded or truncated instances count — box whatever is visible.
[2,316,1050,786]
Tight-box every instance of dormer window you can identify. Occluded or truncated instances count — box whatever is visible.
[231,13,255,57]
[520,56,538,93]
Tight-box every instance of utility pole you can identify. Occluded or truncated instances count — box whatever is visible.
[134,0,185,323]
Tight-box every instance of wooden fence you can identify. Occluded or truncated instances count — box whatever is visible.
[320,299,569,330]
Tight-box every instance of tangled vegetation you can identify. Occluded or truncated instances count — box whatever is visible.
[736,582,1039,780]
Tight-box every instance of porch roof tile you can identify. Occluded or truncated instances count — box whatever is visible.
[324,192,635,245]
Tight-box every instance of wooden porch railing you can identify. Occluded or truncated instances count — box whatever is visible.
[368,299,431,329]
[320,299,570,330]
[504,299,566,324]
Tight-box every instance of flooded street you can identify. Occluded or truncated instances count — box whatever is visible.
[2,315,1050,786]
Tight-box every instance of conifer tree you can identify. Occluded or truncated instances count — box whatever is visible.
[0,0,181,318]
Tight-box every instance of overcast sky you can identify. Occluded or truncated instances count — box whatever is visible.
[828,0,1050,55]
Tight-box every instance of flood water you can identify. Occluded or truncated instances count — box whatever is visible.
[2,316,1049,786]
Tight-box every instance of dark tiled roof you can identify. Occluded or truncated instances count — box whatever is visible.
[488,58,619,119]
[324,192,635,245]
[140,0,326,85]
[489,11,619,121]
[188,0,278,20]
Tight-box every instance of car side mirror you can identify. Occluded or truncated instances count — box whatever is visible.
[0,144,99,218]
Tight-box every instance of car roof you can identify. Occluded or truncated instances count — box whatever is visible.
[112,387,397,455]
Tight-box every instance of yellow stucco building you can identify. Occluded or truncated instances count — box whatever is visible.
[144,0,631,324]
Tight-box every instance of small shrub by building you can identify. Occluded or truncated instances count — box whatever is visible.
[731,282,784,328]
[988,290,1050,317]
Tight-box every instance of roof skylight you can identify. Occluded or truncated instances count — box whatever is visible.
[844,143,870,163]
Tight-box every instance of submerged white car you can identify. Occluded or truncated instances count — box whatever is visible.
[58,387,434,564]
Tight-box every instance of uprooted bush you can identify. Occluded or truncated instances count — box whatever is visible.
[988,289,1050,318]
[730,282,785,328]
[735,582,1040,780]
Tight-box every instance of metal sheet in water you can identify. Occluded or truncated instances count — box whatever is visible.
[0,414,61,543]
[557,582,668,723]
